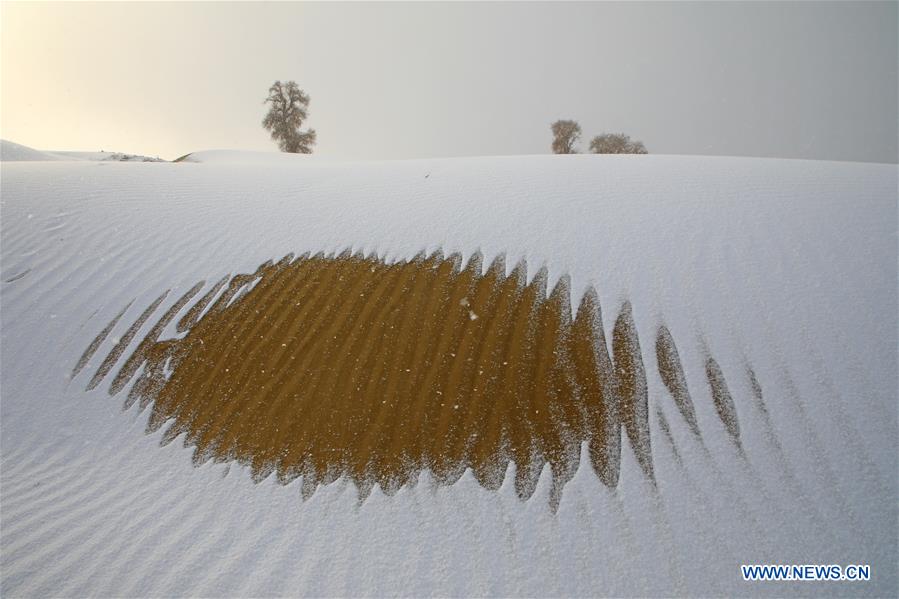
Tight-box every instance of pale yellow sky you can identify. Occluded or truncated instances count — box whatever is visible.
[2,1,897,162]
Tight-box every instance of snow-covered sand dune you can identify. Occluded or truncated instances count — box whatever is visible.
[1,150,896,596]
[0,139,163,163]
[0,140,66,162]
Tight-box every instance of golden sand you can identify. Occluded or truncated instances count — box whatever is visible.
[79,251,743,506]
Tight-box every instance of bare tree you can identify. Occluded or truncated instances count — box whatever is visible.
[589,133,647,154]
[551,120,581,154]
[262,81,316,153]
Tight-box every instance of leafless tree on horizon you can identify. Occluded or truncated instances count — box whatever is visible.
[589,132,647,154]
[263,81,316,154]
[551,119,581,154]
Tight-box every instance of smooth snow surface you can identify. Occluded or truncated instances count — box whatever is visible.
[0,140,65,162]
[1,140,163,163]
[180,149,344,164]
[1,152,896,597]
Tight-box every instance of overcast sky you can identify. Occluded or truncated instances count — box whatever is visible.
[2,1,896,162]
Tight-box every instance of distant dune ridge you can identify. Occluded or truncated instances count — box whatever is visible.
[0,139,65,161]
[0,139,163,162]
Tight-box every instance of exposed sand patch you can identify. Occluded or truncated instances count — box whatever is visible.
[655,326,700,439]
[706,357,742,450]
[79,251,745,506]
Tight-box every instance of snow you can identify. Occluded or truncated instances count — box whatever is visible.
[1,140,163,162]
[51,151,165,162]
[0,139,65,161]
[178,149,342,164]
[1,150,896,596]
